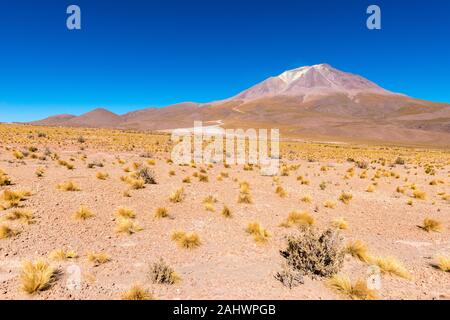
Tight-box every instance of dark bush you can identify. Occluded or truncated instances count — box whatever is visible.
[280,228,344,279]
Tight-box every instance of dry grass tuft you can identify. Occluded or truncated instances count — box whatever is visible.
[374,256,411,279]
[115,218,143,234]
[182,176,191,183]
[3,209,34,224]
[169,188,185,203]
[87,252,110,265]
[0,170,12,186]
[1,189,31,208]
[121,285,153,300]
[96,172,109,180]
[280,211,314,228]
[331,217,348,230]
[339,192,353,205]
[412,190,427,200]
[345,240,371,263]
[275,186,287,198]
[13,150,24,159]
[57,181,80,192]
[20,260,57,294]
[35,167,45,178]
[324,201,336,209]
[49,249,78,260]
[436,256,450,272]
[0,224,18,239]
[420,218,442,232]
[171,230,201,249]
[300,195,312,203]
[137,166,157,184]
[328,275,377,300]
[221,206,232,218]
[129,177,146,189]
[237,193,252,204]
[74,206,94,220]
[116,207,135,219]
[239,181,250,194]
[149,258,180,284]
[246,222,270,243]
[154,207,169,219]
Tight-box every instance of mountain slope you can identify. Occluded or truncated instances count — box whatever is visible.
[231,64,394,101]
[28,64,450,146]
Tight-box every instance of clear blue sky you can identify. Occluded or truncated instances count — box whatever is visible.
[1,0,449,122]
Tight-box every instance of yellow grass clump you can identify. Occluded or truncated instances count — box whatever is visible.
[300,195,312,203]
[57,181,80,191]
[182,176,191,183]
[239,181,250,194]
[0,170,12,186]
[331,217,348,230]
[275,186,287,198]
[238,193,253,204]
[121,285,153,300]
[154,207,169,219]
[324,201,336,209]
[412,190,427,200]
[115,218,143,234]
[345,240,371,263]
[49,249,78,260]
[339,192,353,205]
[116,207,136,219]
[436,256,450,272]
[246,222,270,243]
[74,206,94,220]
[0,224,18,239]
[169,187,185,203]
[129,177,145,189]
[221,206,232,218]
[35,167,45,177]
[13,150,24,159]
[1,189,32,208]
[96,172,109,180]
[374,256,411,279]
[123,189,132,197]
[171,230,201,249]
[3,209,34,224]
[420,218,442,232]
[280,211,314,228]
[328,275,377,300]
[87,252,111,265]
[20,260,56,294]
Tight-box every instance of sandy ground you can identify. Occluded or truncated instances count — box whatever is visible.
[0,145,449,300]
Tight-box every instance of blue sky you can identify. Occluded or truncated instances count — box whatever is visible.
[0,0,449,122]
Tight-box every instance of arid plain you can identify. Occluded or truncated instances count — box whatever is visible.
[0,124,449,300]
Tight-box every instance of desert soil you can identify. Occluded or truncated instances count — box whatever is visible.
[0,133,449,300]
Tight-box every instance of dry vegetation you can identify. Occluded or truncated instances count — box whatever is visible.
[0,123,449,300]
